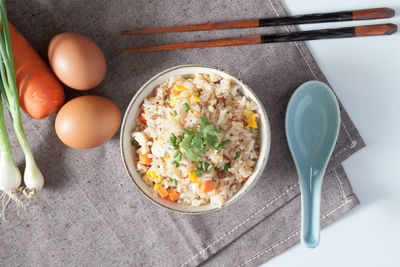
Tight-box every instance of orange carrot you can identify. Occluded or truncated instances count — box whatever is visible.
[199,181,213,193]
[157,187,169,199]
[242,177,249,183]
[139,152,152,165]
[9,22,65,119]
[168,189,180,202]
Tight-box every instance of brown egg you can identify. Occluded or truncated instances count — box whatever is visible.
[55,96,121,149]
[48,32,106,90]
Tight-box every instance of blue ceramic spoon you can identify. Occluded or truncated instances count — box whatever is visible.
[285,81,340,248]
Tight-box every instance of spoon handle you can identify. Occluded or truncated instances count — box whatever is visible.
[300,170,324,248]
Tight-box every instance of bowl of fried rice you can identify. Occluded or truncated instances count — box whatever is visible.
[120,65,270,213]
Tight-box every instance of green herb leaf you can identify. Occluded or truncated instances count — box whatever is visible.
[183,128,194,136]
[177,152,182,161]
[173,151,180,158]
[180,123,220,163]
[173,110,177,117]
[200,117,208,126]
[185,149,199,162]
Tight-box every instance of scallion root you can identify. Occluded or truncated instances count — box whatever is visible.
[1,187,24,221]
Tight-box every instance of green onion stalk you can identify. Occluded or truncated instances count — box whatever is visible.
[0,0,43,196]
[0,95,21,194]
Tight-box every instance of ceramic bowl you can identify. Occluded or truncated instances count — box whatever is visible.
[120,65,271,214]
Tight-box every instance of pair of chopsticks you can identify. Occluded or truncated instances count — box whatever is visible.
[121,8,396,53]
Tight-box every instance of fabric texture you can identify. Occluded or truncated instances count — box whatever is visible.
[0,0,365,266]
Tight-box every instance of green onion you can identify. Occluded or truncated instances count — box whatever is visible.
[177,135,184,143]
[172,110,177,117]
[172,161,179,167]
[0,1,43,197]
[234,151,241,160]
[194,169,202,177]
[131,139,139,147]
[183,102,190,112]
[214,144,222,151]
[169,136,176,143]
[183,128,193,136]
[171,133,176,139]
[0,96,21,193]
[200,117,208,126]
[169,178,178,186]
[173,151,180,158]
[206,163,214,172]
[221,139,231,146]
[168,139,175,146]
[177,152,182,161]
[173,144,179,150]
[198,161,204,171]
[165,97,170,104]
[222,164,230,173]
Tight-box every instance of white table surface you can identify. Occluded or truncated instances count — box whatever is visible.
[261,0,400,266]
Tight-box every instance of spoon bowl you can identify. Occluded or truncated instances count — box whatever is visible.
[285,80,340,248]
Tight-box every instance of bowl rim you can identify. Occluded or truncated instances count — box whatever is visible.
[120,64,271,214]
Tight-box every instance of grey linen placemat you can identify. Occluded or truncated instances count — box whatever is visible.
[0,0,364,266]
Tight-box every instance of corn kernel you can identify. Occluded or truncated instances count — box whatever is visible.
[247,113,258,129]
[248,119,258,129]
[210,93,214,99]
[154,184,164,191]
[189,171,201,183]
[146,171,161,182]
[174,85,188,91]
[243,109,249,116]
[191,95,201,103]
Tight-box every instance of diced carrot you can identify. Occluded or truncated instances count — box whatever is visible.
[156,187,169,199]
[139,110,146,123]
[168,190,180,202]
[199,181,213,193]
[242,177,249,183]
[139,152,152,165]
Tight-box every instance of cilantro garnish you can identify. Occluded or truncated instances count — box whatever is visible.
[180,121,220,162]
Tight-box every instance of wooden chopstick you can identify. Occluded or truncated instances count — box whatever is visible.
[122,24,397,53]
[121,8,394,35]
